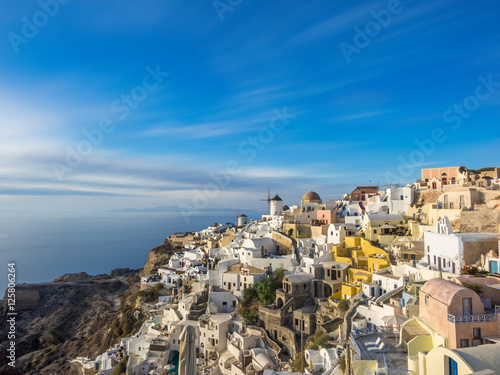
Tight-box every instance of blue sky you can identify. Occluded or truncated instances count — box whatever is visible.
[1,0,499,213]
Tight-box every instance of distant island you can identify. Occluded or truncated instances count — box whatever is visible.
[105,206,262,213]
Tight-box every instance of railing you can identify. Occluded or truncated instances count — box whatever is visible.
[447,313,497,324]
[350,333,363,359]
[495,305,500,314]
[367,369,414,375]
[352,326,400,338]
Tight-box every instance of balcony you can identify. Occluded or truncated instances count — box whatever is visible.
[447,313,497,324]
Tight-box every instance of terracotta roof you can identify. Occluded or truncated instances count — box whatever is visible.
[421,278,466,305]
[228,263,266,274]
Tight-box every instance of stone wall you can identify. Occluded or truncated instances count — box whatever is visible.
[459,210,500,233]
[282,223,312,239]
[272,232,294,254]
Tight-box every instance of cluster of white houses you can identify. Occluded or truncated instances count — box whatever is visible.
[84,166,500,375]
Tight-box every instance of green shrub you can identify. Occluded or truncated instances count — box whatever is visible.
[113,356,128,375]
[153,283,164,292]
[48,329,65,345]
[337,300,350,315]
[308,330,330,350]
[293,352,305,372]
[339,353,346,372]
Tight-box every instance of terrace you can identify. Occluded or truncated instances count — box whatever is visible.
[351,330,410,373]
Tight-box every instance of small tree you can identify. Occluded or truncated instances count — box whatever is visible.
[338,353,346,372]
[113,356,128,375]
[255,277,277,305]
[338,299,350,315]
[308,330,330,350]
[463,282,484,296]
[293,352,306,372]
[48,329,65,345]
[273,267,287,286]
[153,283,164,292]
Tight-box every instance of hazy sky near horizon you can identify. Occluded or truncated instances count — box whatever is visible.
[1,0,500,213]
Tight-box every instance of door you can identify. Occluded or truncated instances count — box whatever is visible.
[432,182,437,189]
[490,261,498,274]
[463,298,472,316]
[448,357,458,375]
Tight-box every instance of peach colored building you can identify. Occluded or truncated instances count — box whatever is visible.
[419,279,500,349]
[418,166,470,190]
[421,166,468,184]
[438,189,482,210]
[314,209,338,225]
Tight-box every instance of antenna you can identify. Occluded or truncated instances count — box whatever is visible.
[260,186,271,210]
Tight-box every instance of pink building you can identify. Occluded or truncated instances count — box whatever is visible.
[420,166,469,189]
[314,210,338,225]
[419,278,500,349]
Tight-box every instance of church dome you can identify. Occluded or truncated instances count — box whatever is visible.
[302,191,322,203]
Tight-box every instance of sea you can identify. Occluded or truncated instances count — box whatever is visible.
[0,212,261,293]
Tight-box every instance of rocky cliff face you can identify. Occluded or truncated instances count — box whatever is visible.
[0,236,182,375]
[141,238,183,276]
[0,271,141,375]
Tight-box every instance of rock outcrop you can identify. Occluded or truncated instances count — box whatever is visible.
[141,238,182,276]
[0,272,141,375]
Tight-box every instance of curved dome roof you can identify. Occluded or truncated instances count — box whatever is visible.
[421,278,467,305]
[302,191,322,203]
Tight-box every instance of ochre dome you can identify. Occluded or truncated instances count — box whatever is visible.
[302,191,322,203]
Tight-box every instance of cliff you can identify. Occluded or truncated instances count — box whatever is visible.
[0,270,143,375]
[0,234,184,375]
[141,238,183,276]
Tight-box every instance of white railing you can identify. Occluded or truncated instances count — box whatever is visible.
[352,326,399,338]
[447,313,497,324]
[367,369,413,375]
[350,333,363,359]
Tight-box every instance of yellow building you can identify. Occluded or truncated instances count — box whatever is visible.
[329,237,390,300]
[331,237,391,273]
[282,223,311,238]
[362,213,407,246]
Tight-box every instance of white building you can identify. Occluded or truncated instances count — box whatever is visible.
[221,263,267,296]
[304,347,339,374]
[199,312,237,364]
[327,223,357,245]
[423,216,499,274]
[366,186,415,215]
[207,291,238,314]
[270,195,283,216]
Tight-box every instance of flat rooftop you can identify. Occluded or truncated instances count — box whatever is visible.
[353,332,408,370]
